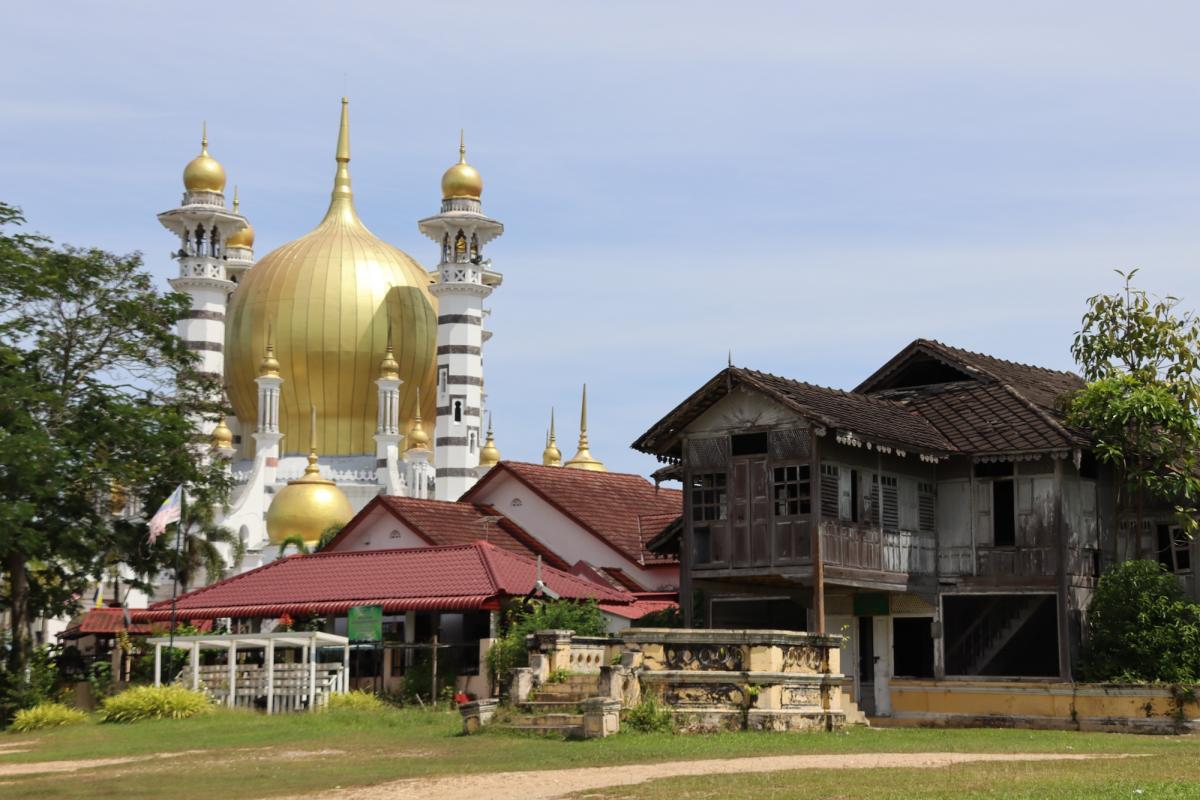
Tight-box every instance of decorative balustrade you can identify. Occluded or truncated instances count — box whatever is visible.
[938,546,1101,579]
[819,524,935,575]
[182,190,226,207]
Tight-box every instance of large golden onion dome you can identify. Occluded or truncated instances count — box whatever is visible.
[441,130,483,199]
[266,439,353,547]
[226,188,255,249]
[224,98,437,456]
[183,124,227,193]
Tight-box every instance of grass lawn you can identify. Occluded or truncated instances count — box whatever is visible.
[1,708,1197,799]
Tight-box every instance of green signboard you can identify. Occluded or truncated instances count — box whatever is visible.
[853,592,890,617]
[347,605,383,641]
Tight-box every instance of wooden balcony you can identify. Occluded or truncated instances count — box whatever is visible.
[819,523,936,576]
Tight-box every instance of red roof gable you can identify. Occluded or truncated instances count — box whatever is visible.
[59,607,152,638]
[324,496,571,570]
[463,462,682,567]
[136,542,630,621]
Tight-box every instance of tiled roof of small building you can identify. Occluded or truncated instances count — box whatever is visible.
[137,542,631,621]
[464,462,683,566]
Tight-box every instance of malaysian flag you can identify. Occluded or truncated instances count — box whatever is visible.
[147,485,183,543]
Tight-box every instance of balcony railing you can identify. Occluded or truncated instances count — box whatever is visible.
[939,546,1101,578]
[819,523,935,575]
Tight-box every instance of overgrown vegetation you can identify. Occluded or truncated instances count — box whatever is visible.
[9,702,88,733]
[622,693,674,733]
[1066,270,1200,556]
[98,685,212,723]
[632,606,683,628]
[1081,560,1200,683]
[484,599,607,690]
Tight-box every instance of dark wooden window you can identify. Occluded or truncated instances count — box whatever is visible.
[772,465,810,516]
[993,480,1015,546]
[878,475,899,531]
[820,464,840,518]
[918,481,936,533]
[691,472,727,565]
[731,432,769,456]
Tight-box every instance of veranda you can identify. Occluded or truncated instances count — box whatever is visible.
[149,631,351,713]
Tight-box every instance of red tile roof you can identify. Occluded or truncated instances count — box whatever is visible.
[326,496,570,570]
[464,462,682,567]
[59,607,151,638]
[135,542,631,621]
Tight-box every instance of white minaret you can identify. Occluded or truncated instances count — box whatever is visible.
[157,125,248,442]
[418,132,504,501]
[402,391,435,500]
[374,329,405,495]
[254,335,284,485]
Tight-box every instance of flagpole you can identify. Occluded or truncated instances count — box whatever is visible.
[164,488,186,684]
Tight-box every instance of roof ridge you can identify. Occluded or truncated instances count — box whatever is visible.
[924,339,1079,379]
[502,459,662,482]
[738,366,927,413]
[991,380,1079,447]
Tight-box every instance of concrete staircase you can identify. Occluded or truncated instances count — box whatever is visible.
[499,673,604,738]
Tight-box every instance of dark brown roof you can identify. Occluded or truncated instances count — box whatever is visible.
[633,339,1090,459]
[632,366,953,458]
[463,461,682,567]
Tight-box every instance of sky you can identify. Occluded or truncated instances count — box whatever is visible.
[4,2,1200,476]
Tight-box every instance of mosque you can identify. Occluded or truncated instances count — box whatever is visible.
[160,98,607,569]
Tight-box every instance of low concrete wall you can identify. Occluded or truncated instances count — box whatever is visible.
[623,628,846,733]
[889,679,1200,734]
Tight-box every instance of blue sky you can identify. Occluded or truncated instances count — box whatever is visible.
[4,2,1200,475]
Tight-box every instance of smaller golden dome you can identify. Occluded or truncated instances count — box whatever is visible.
[266,453,353,546]
[542,408,562,467]
[405,389,431,452]
[259,336,280,377]
[226,187,255,249]
[183,124,227,193]
[267,408,353,546]
[441,130,483,199]
[210,418,234,450]
[479,415,501,467]
[378,328,400,380]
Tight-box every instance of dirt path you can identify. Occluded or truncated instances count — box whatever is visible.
[293,752,1136,800]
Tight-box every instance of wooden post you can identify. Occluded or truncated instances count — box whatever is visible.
[431,630,439,708]
[190,642,199,690]
[342,643,350,693]
[154,644,162,687]
[812,431,826,634]
[308,638,317,711]
[1054,457,1073,681]
[265,640,275,714]
[227,643,237,708]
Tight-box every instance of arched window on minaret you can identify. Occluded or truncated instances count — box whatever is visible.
[454,230,467,262]
[453,399,463,423]
[469,234,479,261]
[194,224,206,255]
[210,225,221,257]
[441,234,450,263]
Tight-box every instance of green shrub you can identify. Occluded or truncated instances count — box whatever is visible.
[546,667,571,684]
[10,702,88,733]
[98,685,212,723]
[632,606,683,628]
[485,599,608,688]
[1081,560,1200,683]
[623,693,674,733]
[325,690,386,712]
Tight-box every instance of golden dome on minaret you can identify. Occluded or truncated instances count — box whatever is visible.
[405,388,431,452]
[224,98,437,457]
[226,187,255,249]
[479,414,501,468]
[440,130,483,199]
[210,418,234,450]
[564,384,606,472]
[542,408,562,467]
[182,123,227,193]
[266,407,353,547]
[258,333,280,377]
[378,326,401,380]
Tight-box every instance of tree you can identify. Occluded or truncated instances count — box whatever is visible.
[1067,270,1200,559]
[0,202,229,682]
[1080,560,1200,683]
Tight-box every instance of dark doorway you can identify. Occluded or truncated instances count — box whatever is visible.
[892,617,934,678]
[943,594,1057,676]
[993,480,1015,546]
[857,616,877,715]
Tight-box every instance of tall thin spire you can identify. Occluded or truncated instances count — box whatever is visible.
[542,406,562,467]
[232,185,240,213]
[201,121,208,154]
[564,384,605,471]
[259,322,280,376]
[325,97,357,221]
[305,404,320,475]
[459,128,466,163]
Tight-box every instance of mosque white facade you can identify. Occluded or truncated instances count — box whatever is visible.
[157,98,606,573]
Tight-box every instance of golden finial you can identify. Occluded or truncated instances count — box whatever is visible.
[259,324,280,376]
[542,407,562,467]
[406,387,431,452]
[565,384,606,471]
[201,121,208,154]
[232,185,239,213]
[227,186,255,249]
[459,128,466,163]
[210,418,234,451]
[305,404,320,475]
[479,413,501,467]
[324,97,356,220]
[378,322,400,380]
